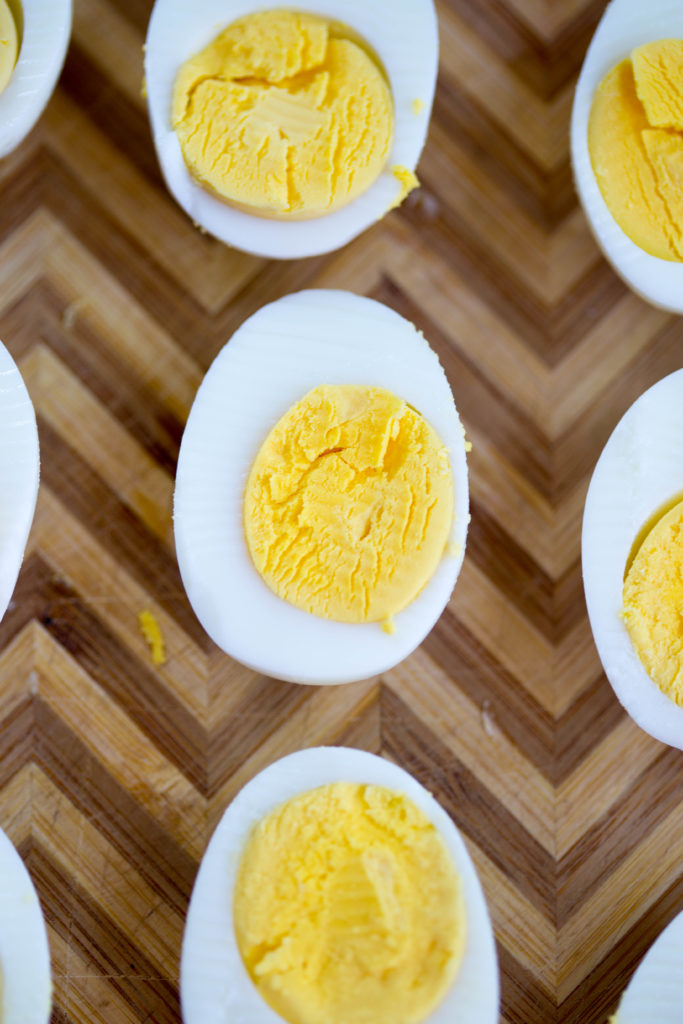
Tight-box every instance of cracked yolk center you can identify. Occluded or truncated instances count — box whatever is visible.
[622,497,683,704]
[233,783,465,1024]
[243,385,454,623]
[171,10,393,217]
[588,39,683,262]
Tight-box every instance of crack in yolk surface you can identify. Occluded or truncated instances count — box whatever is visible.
[243,385,454,623]
[588,40,683,261]
[622,497,683,704]
[171,10,393,217]
[233,783,465,1024]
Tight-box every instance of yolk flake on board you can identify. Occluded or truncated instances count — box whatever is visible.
[622,497,683,703]
[588,39,683,261]
[137,609,166,666]
[243,385,454,623]
[0,0,18,96]
[172,10,393,217]
[233,782,465,1024]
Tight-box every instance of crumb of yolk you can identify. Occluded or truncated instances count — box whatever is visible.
[622,497,683,703]
[243,385,454,623]
[388,165,420,211]
[233,782,465,1024]
[138,609,166,665]
[588,40,683,261]
[171,10,393,218]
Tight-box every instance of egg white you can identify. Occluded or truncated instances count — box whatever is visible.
[181,747,499,1024]
[582,369,683,748]
[571,0,683,312]
[144,0,438,259]
[0,825,52,1024]
[0,339,39,622]
[0,0,72,158]
[173,290,469,685]
[613,908,683,1022]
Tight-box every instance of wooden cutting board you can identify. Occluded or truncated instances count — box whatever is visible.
[1,1,682,1021]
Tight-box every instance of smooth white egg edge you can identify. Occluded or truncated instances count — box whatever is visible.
[571,0,683,312]
[582,369,683,748]
[616,909,683,1022]
[174,290,469,685]
[0,826,52,1024]
[0,0,73,158]
[144,0,438,259]
[0,340,40,622]
[181,747,499,1024]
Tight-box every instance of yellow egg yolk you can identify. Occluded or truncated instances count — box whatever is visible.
[388,165,420,211]
[243,384,454,623]
[588,40,683,261]
[171,10,393,217]
[0,0,18,96]
[233,782,465,1024]
[137,609,166,666]
[622,497,683,703]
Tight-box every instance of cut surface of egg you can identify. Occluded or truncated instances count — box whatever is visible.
[0,825,52,1023]
[582,369,683,748]
[144,0,438,258]
[180,747,499,1024]
[0,0,72,158]
[612,907,683,1022]
[173,290,469,685]
[0,338,39,622]
[571,0,683,311]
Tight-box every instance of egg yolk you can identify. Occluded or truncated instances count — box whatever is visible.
[233,782,465,1024]
[171,9,393,218]
[588,39,683,261]
[622,497,683,703]
[0,0,18,96]
[243,384,454,623]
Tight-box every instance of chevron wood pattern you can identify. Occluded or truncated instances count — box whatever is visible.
[1,1,683,1022]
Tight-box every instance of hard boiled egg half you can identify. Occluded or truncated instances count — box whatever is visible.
[174,290,469,685]
[0,338,39,622]
[611,907,683,1022]
[181,747,499,1024]
[0,0,72,158]
[571,0,683,312]
[0,825,52,1023]
[144,0,438,259]
[582,369,683,748]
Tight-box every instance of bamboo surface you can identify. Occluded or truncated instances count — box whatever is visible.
[1,1,683,1022]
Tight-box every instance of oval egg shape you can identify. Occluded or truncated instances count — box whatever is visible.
[181,746,499,1024]
[0,825,52,1023]
[582,369,683,748]
[571,0,683,312]
[173,290,469,685]
[144,0,438,258]
[0,338,39,622]
[0,0,72,158]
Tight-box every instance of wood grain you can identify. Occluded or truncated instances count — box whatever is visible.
[1,1,683,1022]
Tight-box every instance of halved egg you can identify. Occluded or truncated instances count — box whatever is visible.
[180,747,499,1024]
[173,290,469,685]
[571,0,683,312]
[143,0,438,258]
[0,338,39,622]
[582,369,683,748]
[611,907,683,1022]
[0,825,51,1023]
[0,0,72,158]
